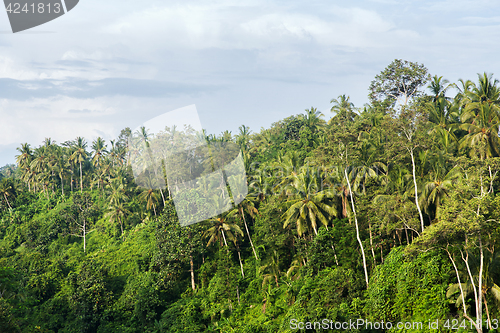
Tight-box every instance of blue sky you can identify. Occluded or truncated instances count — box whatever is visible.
[1,0,500,165]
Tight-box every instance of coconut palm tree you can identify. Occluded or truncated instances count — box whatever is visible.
[274,150,305,194]
[106,177,127,207]
[0,178,15,209]
[139,188,159,216]
[91,137,108,189]
[282,167,337,237]
[15,143,33,191]
[50,145,69,196]
[460,102,500,160]
[426,98,458,150]
[302,107,325,133]
[70,137,88,192]
[104,202,129,239]
[30,146,50,197]
[204,196,245,276]
[236,125,252,153]
[204,196,243,247]
[420,153,460,219]
[467,73,500,105]
[228,174,259,260]
[350,134,387,193]
[329,94,357,125]
[427,75,453,103]
[259,250,281,288]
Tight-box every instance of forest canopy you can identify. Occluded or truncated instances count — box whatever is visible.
[1,59,500,333]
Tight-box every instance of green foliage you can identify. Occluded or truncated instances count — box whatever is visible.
[366,247,451,326]
[4,62,500,332]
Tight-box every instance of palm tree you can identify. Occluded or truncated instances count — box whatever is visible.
[343,164,369,287]
[374,165,419,245]
[282,167,337,237]
[136,126,166,206]
[139,188,159,216]
[248,169,274,201]
[104,202,129,239]
[204,197,245,276]
[15,143,33,191]
[456,73,500,159]
[274,150,305,193]
[420,154,459,219]
[427,75,452,103]
[426,99,458,150]
[50,146,69,196]
[323,166,351,219]
[204,196,243,247]
[30,146,50,197]
[302,107,325,133]
[228,174,259,260]
[106,177,128,207]
[259,250,281,288]
[204,213,243,249]
[468,73,500,105]
[91,137,108,189]
[0,178,15,209]
[460,102,500,160]
[350,134,387,193]
[70,137,88,192]
[330,94,357,125]
[21,166,35,193]
[236,125,252,153]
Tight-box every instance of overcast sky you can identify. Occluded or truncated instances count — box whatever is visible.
[0,0,499,165]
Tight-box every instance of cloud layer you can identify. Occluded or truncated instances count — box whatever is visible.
[1,0,500,164]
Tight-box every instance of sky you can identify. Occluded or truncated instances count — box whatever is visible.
[0,0,500,165]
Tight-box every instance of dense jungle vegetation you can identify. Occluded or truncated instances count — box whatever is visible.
[2,59,500,332]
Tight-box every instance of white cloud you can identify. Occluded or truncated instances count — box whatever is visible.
[0,56,41,80]
[0,96,119,147]
[101,4,398,50]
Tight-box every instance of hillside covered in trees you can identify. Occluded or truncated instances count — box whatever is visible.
[1,59,500,332]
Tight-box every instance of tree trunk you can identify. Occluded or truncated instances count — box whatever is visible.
[380,243,384,263]
[221,229,229,248]
[241,207,258,260]
[323,224,339,265]
[332,243,339,266]
[188,230,196,291]
[237,247,245,278]
[3,193,12,209]
[478,235,484,333]
[190,254,196,291]
[462,248,482,333]
[119,216,124,241]
[445,247,477,330]
[488,166,495,194]
[79,161,83,193]
[369,222,376,264]
[410,148,425,232]
[342,188,349,220]
[60,174,64,196]
[483,296,492,330]
[344,168,369,288]
[159,188,166,207]
[83,219,86,253]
